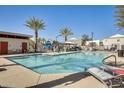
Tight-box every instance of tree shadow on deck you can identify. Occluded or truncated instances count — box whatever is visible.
[0,64,18,71]
[29,72,90,88]
[0,64,18,67]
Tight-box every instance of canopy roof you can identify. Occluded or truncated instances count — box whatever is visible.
[68,37,78,41]
[109,34,124,38]
[64,41,77,45]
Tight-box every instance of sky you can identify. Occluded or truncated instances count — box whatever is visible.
[0,5,123,41]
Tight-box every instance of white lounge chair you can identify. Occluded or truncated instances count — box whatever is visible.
[87,67,124,88]
[101,65,124,71]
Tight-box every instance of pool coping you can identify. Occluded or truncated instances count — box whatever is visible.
[0,50,111,58]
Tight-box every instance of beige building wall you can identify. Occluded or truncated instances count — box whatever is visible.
[0,37,29,53]
[86,40,100,46]
[68,39,82,46]
[102,38,124,49]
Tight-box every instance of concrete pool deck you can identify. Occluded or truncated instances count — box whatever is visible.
[0,51,123,88]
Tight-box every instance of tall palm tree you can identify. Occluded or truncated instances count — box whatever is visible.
[26,17,45,52]
[60,27,73,41]
[81,34,91,46]
[115,6,124,30]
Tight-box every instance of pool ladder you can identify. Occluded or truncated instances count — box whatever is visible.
[102,55,117,66]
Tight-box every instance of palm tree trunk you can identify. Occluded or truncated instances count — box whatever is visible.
[65,36,67,41]
[35,30,38,52]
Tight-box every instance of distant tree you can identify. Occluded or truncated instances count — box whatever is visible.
[37,37,42,44]
[89,42,96,47]
[60,27,73,41]
[26,17,45,52]
[115,6,124,30]
[38,37,46,44]
[37,37,46,48]
[29,39,35,50]
[52,40,59,46]
[41,38,46,44]
[81,34,91,46]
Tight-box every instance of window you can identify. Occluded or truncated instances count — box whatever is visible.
[117,39,120,42]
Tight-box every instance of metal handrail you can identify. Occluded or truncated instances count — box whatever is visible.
[102,55,117,66]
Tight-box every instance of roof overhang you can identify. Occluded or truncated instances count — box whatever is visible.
[0,31,33,38]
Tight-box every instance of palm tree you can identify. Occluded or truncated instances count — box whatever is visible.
[81,34,91,46]
[26,17,45,52]
[60,27,73,41]
[115,6,124,30]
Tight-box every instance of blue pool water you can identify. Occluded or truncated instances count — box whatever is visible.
[7,52,107,74]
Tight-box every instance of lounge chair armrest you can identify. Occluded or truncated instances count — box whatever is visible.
[105,75,124,80]
[115,74,124,78]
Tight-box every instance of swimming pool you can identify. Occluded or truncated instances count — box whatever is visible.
[7,52,107,74]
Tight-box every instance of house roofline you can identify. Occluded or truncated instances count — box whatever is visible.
[0,31,33,38]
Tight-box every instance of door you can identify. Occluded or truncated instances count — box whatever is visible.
[0,42,8,54]
[121,45,124,50]
[22,42,27,53]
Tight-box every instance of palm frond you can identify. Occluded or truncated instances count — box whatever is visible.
[115,5,124,29]
[25,17,45,31]
[60,27,73,37]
